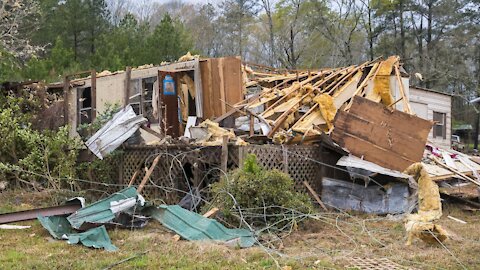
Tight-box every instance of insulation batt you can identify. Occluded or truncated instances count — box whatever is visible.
[403,163,448,245]
[314,94,337,130]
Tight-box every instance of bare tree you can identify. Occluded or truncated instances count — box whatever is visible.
[0,0,41,61]
[259,0,276,66]
[309,0,364,66]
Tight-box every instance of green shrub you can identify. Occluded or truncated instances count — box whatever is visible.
[209,154,313,228]
[0,94,82,189]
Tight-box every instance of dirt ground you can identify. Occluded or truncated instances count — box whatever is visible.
[0,190,479,269]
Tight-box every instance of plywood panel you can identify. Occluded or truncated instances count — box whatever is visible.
[200,57,244,120]
[200,59,214,120]
[222,57,243,109]
[332,96,433,171]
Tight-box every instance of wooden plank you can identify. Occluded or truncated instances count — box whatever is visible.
[303,181,328,211]
[333,111,427,161]
[140,125,163,139]
[332,131,416,171]
[137,155,161,193]
[332,96,432,171]
[431,156,480,186]
[348,96,432,140]
[63,76,70,126]
[200,59,214,119]
[90,70,96,121]
[222,57,243,110]
[124,66,131,106]
[218,58,226,115]
[211,58,222,118]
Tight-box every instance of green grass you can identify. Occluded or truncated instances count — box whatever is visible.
[1,190,480,269]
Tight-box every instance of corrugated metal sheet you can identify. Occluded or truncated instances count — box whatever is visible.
[321,177,414,214]
[38,216,117,251]
[86,105,147,159]
[67,187,139,230]
[149,205,255,248]
[337,155,410,179]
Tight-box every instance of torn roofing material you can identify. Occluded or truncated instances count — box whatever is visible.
[38,215,73,240]
[337,155,410,179]
[67,187,140,230]
[38,215,117,251]
[67,226,117,251]
[85,105,147,159]
[148,205,256,248]
[321,177,413,214]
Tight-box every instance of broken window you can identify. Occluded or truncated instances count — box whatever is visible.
[78,87,92,126]
[433,111,446,139]
[128,77,157,122]
[128,80,141,115]
[142,77,157,122]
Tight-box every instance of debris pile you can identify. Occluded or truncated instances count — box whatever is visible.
[210,56,411,145]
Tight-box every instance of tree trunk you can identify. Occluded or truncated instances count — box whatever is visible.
[399,0,406,61]
[368,7,374,60]
[74,32,78,61]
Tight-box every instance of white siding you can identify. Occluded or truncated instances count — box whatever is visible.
[68,66,161,138]
[409,88,452,148]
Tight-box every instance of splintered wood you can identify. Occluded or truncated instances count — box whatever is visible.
[332,96,433,171]
[233,55,413,144]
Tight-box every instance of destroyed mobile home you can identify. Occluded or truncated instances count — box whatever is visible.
[1,54,479,254]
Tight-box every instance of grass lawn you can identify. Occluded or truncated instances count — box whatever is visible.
[1,190,479,269]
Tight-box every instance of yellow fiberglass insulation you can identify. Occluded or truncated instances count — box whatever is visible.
[403,163,447,246]
[314,94,337,130]
[283,113,296,129]
[196,119,236,146]
[373,56,398,106]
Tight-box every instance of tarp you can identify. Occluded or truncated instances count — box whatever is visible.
[38,215,117,251]
[85,105,147,159]
[148,205,256,248]
[67,187,141,230]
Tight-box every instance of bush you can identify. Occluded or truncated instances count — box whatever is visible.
[209,154,313,228]
[0,94,82,189]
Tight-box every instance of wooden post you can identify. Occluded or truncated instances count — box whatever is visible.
[303,181,328,211]
[249,114,254,136]
[124,66,132,107]
[221,135,228,173]
[63,76,70,126]
[137,155,161,193]
[90,70,97,121]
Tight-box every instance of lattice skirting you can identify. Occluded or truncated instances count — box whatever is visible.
[118,144,346,204]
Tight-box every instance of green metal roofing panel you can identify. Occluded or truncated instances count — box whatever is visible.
[67,225,117,251]
[37,215,74,240]
[67,187,138,229]
[38,216,117,251]
[149,205,256,248]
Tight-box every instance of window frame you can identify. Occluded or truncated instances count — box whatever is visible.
[433,111,447,139]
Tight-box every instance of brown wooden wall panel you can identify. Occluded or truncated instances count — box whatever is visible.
[200,57,244,120]
[222,57,243,110]
[332,96,433,172]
